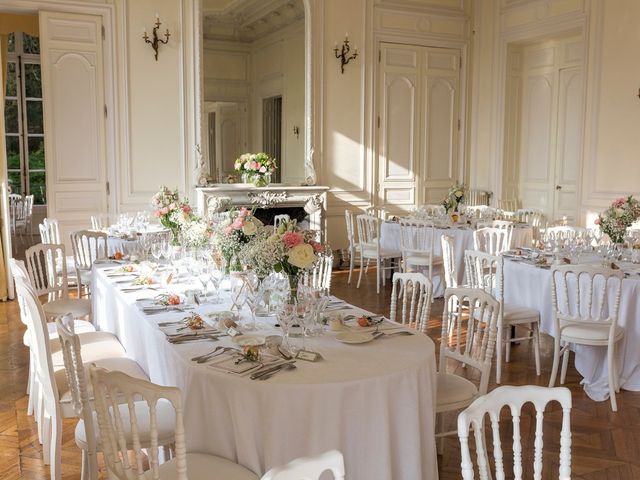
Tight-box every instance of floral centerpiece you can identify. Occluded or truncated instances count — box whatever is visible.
[236,219,326,299]
[213,208,263,272]
[595,196,640,244]
[171,210,212,248]
[151,186,193,245]
[442,182,467,214]
[234,152,277,187]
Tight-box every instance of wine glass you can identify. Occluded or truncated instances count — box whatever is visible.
[230,274,248,312]
[151,239,164,265]
[209,262,225,304]
[243,272,264,331]
[277,302,297,354]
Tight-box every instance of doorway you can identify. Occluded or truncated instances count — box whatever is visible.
[502,33,585,222]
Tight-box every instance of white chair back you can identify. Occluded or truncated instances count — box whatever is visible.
[467,189,491,207]
[390,272,432,333]
[356,214,380,253]
[464,249,503,302]
[25,243,70,301]
[9,194,25,223]
[440,287,500,396]
[365,206,386,220]
[90,214,109,231]
[262,450,346,480]
[9,258,31,327]
[70,230,109,270]
[441,235,457,289]
[498,198,519,212]
[42,218,63,244]
[273,214,290,229]
[413,204,446,219]
[89,367,187,480]
[551,265,623,333]
[473,227,511,255]
[457,385,572,480]
[399,218,436,260]
[55,317,99,477]
[303,253,333,293]
[544,225,586,243]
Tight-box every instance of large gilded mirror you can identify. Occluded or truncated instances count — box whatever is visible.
[201,0,314,185]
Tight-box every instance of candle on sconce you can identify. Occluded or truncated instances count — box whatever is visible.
[345,32,349,40]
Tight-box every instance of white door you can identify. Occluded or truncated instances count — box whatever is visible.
[39,11,108,247]
[216,102,247,178]
[377,43,460,214]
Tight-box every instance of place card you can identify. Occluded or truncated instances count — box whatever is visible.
[295,350,320,362]
[227,327,240,337]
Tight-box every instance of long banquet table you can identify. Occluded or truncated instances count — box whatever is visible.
[380,221,533,296]
[91,266,438,479]
[503,256,640,401]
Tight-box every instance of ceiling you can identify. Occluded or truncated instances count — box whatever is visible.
[202,0,304,43]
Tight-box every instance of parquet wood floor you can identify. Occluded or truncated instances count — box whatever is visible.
[2,266,640,479]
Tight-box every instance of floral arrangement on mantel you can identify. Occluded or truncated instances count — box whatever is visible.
[442,182,467,213]
[151,186,194,245]
[595,195,640,244]
[213,207,263,272]
[234,152,277,187]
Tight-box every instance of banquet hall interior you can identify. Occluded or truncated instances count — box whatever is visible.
[1,0,640,479]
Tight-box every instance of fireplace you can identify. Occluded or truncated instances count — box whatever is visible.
[195,184,329,240]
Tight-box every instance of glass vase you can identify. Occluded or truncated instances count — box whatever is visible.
[253,173,271,187]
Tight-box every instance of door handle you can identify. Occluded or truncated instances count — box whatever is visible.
[555,185,562,191]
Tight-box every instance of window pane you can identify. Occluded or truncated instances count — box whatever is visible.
[27,101,43,134]
[8,171,22,195]
[5,62,17,97]
[23,33,40,55]
[24,64,42,98]
[6,136,20,169]
[28,137,45,170]
[29,171,46,205]
[4,99,19,133]
[7,33,15,53]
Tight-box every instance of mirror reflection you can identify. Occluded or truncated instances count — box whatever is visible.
[202,0,305,184]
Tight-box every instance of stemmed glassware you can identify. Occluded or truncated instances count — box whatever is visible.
[230,274,248,313]
[243,272,264,331]
[277,302,297,354]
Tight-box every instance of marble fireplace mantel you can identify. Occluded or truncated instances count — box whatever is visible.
[196,184,329,239]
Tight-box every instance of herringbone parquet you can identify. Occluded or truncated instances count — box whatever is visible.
[2,267,640,479]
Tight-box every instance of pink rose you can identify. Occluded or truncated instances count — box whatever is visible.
[224,226,233,235]
[238,207,250,218]
[594,217,601,225]
[169,202,177,211]
[154,210,161,217]
[259,166,267,173]
[309,241,324,253]
[182,205,191,214]
[612,198,626,208]
[232,218,243,229]
[159,207,169,215]
[282,231,304,248]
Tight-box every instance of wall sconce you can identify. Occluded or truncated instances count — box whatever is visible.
[293,126,300,139]
[334,34,358,74]
[143,14,171,61]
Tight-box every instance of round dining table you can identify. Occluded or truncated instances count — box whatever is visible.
[380,221,533,296]
[91,266,439,479]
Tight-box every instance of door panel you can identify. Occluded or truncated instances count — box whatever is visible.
[377,43,460,212]
[40,11,107,247]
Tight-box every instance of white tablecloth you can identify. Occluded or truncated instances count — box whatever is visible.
[380,222,533,296]
[106,225,168,256]
[91,267,438,479]
[503,258,640,401]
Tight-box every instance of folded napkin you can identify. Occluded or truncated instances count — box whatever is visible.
[208,354,282,376]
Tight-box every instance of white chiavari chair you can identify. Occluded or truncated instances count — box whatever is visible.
[544,225,586,243]
[9,194,27,247]
[56,318,176,480]
[302,253,333,294]
[344,209,361,285]
[498,198,520,212]
[465,250,541,383]
[12,276,144,480]
[413,204,446,219]
[399,218,443,285]
[549,265,624,411]
[365,206,387,220]
[273,214,290,230]
[389,272,432,333]
[89,366,258,480]
[40,218,78,287]
[90,214,110,231]
[262,450,345,480]
[516,208,546,241]
[70,230,109,297]
[467,189,492,207]
[457,385,572,480]
[436,287,500,447]
[356,214,402,294]
[473,226,512,255]
[24,243,93,320]
[10,257,94,419]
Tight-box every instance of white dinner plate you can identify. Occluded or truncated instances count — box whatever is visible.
[335,332,375,344]
[232,335,266,347]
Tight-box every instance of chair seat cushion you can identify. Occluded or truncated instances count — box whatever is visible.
[561,323,624,345]
[43,298,92,318]
[147,452,258,480]
[436,372,478,411]
[23,319,95,347]
[503,303,539,324]
[362,245,402,259]
[75,398,175,450]
[405,254,444,267]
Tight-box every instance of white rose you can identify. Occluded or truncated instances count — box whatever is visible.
[288,244,317,269]
[455,190,463,197]
[241,220,257,235]
[614,208,624,218]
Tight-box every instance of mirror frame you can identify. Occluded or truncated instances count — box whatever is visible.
[196,0,317,186]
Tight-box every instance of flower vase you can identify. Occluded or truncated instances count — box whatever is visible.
[253,173,271,188]
[241,172,251,184]
[288,273,300,303]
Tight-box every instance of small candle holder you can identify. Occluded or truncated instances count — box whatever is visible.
[334,35,358,74]
[143,16,171,61]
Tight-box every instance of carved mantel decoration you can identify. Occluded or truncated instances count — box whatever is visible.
[196,184,329,240]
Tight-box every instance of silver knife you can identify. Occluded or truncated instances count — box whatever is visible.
[250,361,295,380]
